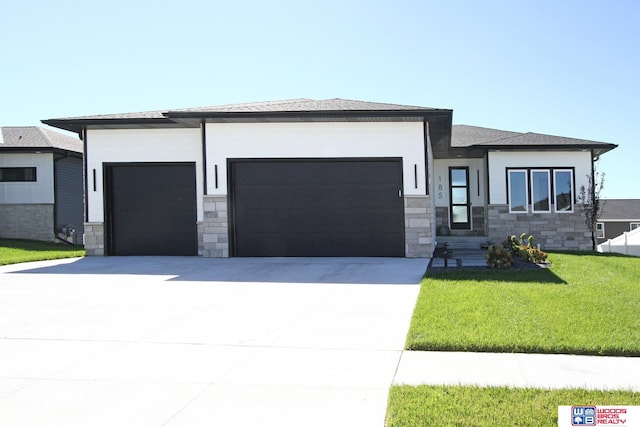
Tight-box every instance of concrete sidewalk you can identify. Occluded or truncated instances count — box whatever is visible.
[394,351,640,391]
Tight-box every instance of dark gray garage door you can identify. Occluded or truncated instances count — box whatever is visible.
[104,163,197,256]
[229,159,405,257]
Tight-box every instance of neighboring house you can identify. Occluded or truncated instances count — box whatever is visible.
[596,199,640,244]
[42,99,617,257]
[0,127,84,244]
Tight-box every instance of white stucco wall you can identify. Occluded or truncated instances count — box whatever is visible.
[86,128,203,222]
[432,158,485,207]
[487,150,592,204]
[0,152,54,204]
[205,121,427,196]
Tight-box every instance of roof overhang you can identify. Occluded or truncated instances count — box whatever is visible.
[42,109,454,141]
[481,144,618,157]
[0,146,82,156]
[41,118,180,134]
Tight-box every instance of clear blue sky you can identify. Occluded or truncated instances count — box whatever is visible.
[2,0,638,198]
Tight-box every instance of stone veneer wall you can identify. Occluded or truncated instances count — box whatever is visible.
[0,204,54,242]
[200,195,229,257]
[487,205,591,250]
[405,195,434,257]
[435,206,448,231]
[83,222,104,256]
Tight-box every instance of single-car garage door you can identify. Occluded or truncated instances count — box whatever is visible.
[104,163,197,256]
[229,159,405,257]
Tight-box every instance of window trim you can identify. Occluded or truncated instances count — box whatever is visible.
[507,169,529,213]
[630,223,640,231]
[531,169,551,213]
[0,167,37,182]
[596,222,605,239]
[553,169,574,213]
[506,167,576,214]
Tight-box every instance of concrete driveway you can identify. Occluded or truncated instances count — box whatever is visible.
[0,257,425,427]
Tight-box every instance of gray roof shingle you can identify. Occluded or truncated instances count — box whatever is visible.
[49,98,444,121]
[452,124,616,152]
[599,199,640,221]
[0,127,82,153]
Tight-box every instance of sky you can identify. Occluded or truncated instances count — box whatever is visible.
[1,0,638,199]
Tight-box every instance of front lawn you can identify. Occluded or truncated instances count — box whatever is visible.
[406,252,640,356]
[0,239,84,266]
[386,385,640,427]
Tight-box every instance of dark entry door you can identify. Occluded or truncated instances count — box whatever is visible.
[449,167,471,230]
[104,163,197,256]
[229,159,405,257]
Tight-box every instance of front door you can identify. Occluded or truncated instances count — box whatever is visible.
[449,167,471,230]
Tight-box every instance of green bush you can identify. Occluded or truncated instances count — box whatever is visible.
[486,245,513,269]
[501,233,548,264]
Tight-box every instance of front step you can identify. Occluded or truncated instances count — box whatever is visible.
[435,235,493,250]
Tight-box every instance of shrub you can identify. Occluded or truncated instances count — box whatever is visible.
[486,245,513,269]
[501,233,548,265]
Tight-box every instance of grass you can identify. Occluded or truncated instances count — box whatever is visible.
[386,385,640,427]
[406,252,640,356]
[0,238,84,265]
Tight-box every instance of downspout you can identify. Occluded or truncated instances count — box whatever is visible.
[82,128,88,222]
[201,120,208,195]
[423,121,429,196]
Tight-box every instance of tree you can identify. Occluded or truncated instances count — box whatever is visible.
[578,168,605,251]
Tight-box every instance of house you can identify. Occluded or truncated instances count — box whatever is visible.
[41,98,617,257]
[596,199,640,244]
[0,126,84,244]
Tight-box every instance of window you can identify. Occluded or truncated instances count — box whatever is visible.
[508,170,528,213]
[506,167,575,213]
[554,169,574,212]
[631,223,640,231]
[531,170,550,212]
[596,223,605,239]
[0,167,36,182]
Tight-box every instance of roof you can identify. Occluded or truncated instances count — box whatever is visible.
[599,199,640,221]
[0,126,82,153]
[452,124,617,155]
[42,98,453,133]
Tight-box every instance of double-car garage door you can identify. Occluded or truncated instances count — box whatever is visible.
[229,159,405,257]
[104,159,405,257]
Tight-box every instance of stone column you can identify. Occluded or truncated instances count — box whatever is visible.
[83,222,104,256]
[200,195,229,257]
[405,195,434,257]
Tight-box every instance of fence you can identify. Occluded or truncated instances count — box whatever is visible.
[597,227,640,257]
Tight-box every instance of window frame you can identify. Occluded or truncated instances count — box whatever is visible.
[0,167,37,182]
[553,169,574,213]
[630,223,640,231]
[506,167,576,214]
[531,169,551,213]
[507,169,529,213]
[596,222,605,239]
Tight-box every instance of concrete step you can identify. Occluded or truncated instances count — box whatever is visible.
[435,236,493,250]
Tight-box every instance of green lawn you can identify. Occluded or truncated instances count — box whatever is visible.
[386,385,640,427]
[0,239,85,265]
[406,252,640,356]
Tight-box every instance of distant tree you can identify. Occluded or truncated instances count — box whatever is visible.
[578,168,605,251]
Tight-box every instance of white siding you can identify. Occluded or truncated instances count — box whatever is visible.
[432,158,485,207]
[0,152,54,204]
[86,128,202,222]
[205,122,426,196]
[488,151,592,204]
